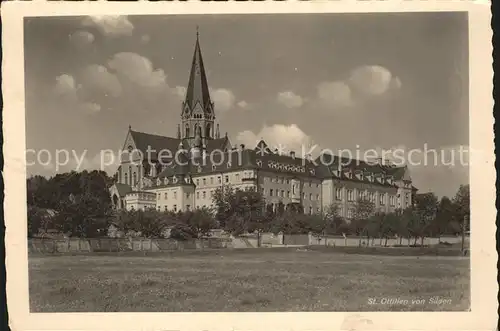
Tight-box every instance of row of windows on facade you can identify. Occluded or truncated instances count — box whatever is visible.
[265,188,319,201]
[157,190,214,201]
[155,204,212,213]
[335,188,411,206]
[156,189,322,202]
[264,177,320,187]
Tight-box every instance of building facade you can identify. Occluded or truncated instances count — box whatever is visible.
[109,32,416,219]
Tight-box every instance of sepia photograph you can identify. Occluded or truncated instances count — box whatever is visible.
[2,1,496,330]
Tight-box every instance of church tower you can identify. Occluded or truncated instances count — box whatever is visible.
[181,28,216,146]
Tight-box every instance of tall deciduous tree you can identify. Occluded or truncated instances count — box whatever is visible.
[453,184,470,231]
[351,198,375,246]
[412,192,438,245]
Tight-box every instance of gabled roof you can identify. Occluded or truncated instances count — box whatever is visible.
[129,130,181,160]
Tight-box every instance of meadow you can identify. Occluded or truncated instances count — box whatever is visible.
[29,248,470,312]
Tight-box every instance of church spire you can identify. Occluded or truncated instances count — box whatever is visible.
[184,27,212,112]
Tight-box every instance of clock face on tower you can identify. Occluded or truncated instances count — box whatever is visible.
[127,145,133,153]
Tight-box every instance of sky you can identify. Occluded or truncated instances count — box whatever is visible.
[24,12,469,198]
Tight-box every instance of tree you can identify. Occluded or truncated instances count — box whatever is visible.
[52,191,112,237]
[351,198,375,246]
[413,193,438,245]
[185,207,217,238]
[212,185,236,229]
[323,204,342,235]
[453,184,470,231]
[434,196,456,239]
[27,205,52,237]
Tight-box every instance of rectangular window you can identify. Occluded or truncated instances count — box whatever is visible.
[235,174,240,181]
[197,192,200,199]
[309,206,313,215]
[336,188,342,200]
[309,193,313,200]
[281,190,284,197]
[203,191,206,199]
[218,176,222,184]
[316,194,320,201]
[203,178,206,185]
[262,189,266,196]
[210,177,214,184]
[380,194,385,205]
[186,193,190,199]
[270,189,273,197]
[287,191,290,198]
[174,192,177,199]
[302,192,306,199]
[173,205,177,212]
[225,175,229,183]
[186,205,191,211]
[157,193,161,200]
[164,192,168,199]
[164,205,167,211]
[196,179,200,186]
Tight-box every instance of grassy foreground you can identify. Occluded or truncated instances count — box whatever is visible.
[29,248,470,312]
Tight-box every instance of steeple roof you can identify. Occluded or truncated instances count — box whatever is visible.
[184,28,211,111]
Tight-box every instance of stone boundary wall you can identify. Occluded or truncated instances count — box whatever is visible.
[28,234,468,254]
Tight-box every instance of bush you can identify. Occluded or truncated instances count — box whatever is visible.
[169,224,197,241]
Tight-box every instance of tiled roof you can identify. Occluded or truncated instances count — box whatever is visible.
[114,183,132,197]
[130,130,230,161]
[130,130,180,160]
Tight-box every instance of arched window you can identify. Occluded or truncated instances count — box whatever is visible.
[133,172,137,185]
[185,124,190,138]
[124,173,128,185]
[194,123,199,136]
[205,123,212,138]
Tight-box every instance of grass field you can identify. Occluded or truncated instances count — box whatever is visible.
[29,248,470,312]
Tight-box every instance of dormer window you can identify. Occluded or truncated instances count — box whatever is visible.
[164,177,168,185]
[172,176,178,184]
[156,178,161,186]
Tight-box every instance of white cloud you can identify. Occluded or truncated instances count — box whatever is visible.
[108,52,166,88]
[80,102,101,115]
[237,100,250,109]
[317,81,354,108]
[172,86,187,100]
[82,15,134,37]
[54,74,78,97]
[211,88,236,112]
[81,64,122,97]
[69,30,95,46]
[348,65,401,96]
[236,124,315,157]
[53,74,102,115]
[277,91,304,108]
